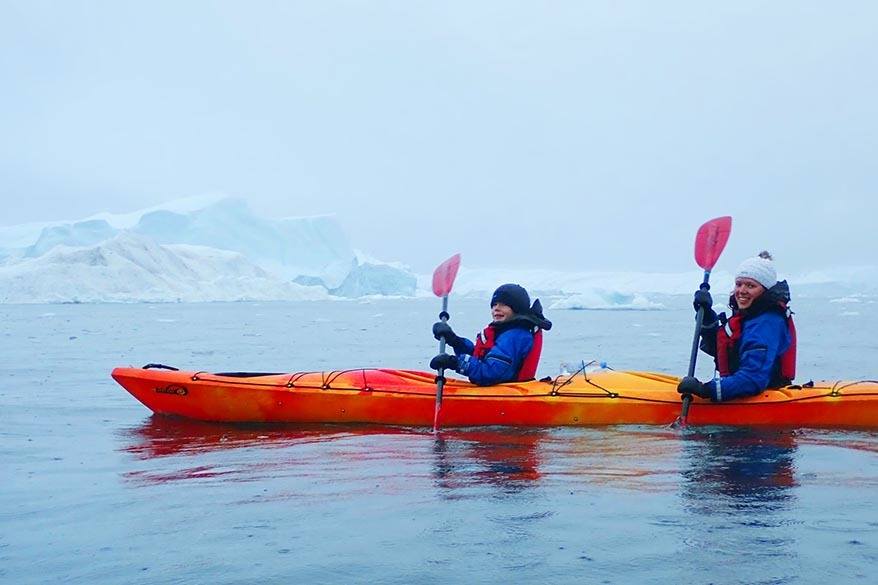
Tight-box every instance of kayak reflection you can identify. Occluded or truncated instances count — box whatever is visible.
[681,427,798,506]
[432,429,546,493]
[121,415,415,459]
[120,417,547,490]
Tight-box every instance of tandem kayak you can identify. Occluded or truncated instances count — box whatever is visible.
[111,365,878,428]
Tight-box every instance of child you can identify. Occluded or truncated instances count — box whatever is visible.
[430,283,552,386]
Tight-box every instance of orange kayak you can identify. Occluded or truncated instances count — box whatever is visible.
[111,365,878,428]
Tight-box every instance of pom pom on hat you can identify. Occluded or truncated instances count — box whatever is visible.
[735,251,777,289]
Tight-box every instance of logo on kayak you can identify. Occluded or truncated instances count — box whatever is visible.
[155,384,188,396]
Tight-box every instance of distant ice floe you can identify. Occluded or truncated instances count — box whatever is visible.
[420,267,691,311]
[549,290,665,311]
[429,267,714,297]
[829,296,863,304]
[423,265,878,311]
[791,266,878,286]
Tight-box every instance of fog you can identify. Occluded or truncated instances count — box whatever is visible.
[1,1,876,274]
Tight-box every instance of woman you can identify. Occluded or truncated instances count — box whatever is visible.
[429,283,552,386]
[678,251,796,401]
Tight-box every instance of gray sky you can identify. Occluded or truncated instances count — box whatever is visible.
[2,1,876,274]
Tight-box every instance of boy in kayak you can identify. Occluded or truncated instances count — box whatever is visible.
[678,251,796,401]
[429,283,552,386]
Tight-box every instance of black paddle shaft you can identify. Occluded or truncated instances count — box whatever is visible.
[680,276,711,421]
[433,295,449,431]
[687,281,711,377]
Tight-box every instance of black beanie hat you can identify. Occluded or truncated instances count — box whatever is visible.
[490,283,530,315]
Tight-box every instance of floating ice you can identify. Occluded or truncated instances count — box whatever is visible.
[830,296,863,304]
[550,290,665,311]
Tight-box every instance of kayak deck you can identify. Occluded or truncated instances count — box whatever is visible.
[111,366,878,428]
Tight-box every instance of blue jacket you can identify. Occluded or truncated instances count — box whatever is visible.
[700,310,791,401]
[451,327,534,386]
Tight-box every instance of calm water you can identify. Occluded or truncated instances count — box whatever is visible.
[2,297,877,584]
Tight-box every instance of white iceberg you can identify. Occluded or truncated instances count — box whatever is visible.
[0,195,419,302]
[0,231,330,304]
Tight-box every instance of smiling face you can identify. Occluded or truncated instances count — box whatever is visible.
[734,277,766,310]
[491,301,515,323]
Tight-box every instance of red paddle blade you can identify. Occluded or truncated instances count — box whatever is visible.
[694,216,732,271]
[432,253,461,297]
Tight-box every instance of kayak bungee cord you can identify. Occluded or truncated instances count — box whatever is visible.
[549,361,590,395]
[549,360,619,398]
[829,379,878,396]
[176,366,618,399]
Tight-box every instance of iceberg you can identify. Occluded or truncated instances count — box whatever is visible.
[0,195,359,280]
[130,198,357,285]
[0,195,419,302]
[0,231,329,303]
[25,219,118,258]
[330,258,418,298]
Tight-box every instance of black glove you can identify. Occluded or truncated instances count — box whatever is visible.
[432,321,462,348]
[677,376,712,399]
[430,353,459,371]
[693,288,713,313]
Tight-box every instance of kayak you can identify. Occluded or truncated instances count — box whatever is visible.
[111,365,878,428]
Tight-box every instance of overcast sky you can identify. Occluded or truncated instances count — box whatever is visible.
[2,1,875,274]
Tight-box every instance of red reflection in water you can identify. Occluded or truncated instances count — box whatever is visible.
[431,429,546,490]
[121,415,410,459]
[120,416,549,489]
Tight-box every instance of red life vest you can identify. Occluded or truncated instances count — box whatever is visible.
[715,309,797,384]
[472,325,543,381]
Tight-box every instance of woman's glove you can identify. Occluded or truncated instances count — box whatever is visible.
[693,289,713,313]
[430,353,459,371]
[677,376,712,399]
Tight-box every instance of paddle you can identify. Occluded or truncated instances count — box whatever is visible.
[674,216,732,428]
[431,253,462,432]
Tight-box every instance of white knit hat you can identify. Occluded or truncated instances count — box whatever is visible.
[735,251,777,289]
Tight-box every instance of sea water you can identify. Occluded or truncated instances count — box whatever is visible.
[1,296,876,584]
